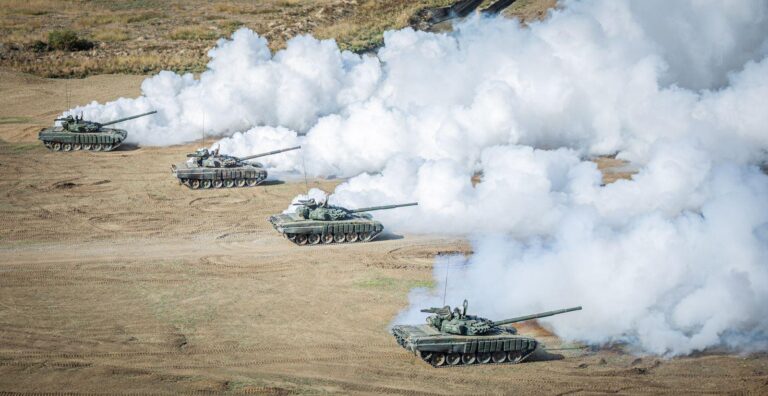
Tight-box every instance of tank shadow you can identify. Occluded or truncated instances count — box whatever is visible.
[114,143,140,151]
[376,233,405,242]
[260,180,285,186]
[528,348,564,362]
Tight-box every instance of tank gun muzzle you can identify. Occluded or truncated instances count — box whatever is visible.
[493,306,582,327]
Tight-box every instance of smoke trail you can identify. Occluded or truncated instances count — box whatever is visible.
[69,0,768,354]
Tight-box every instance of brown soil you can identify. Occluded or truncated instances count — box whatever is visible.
[0,70,766,394]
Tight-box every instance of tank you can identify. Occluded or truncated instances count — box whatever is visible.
[268,199,418,245]
[171,146,301,189]
[391,300,582,367]
[38,110,157,152]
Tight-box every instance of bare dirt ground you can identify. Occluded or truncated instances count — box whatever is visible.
[1,70,767,394]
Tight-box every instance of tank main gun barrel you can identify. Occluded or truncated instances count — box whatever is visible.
[493,306,582,326]
[349,202,418,213]
[98,110,158,127]
[238,146,301,161]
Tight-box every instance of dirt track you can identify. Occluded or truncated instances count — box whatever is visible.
[0,69,766,394]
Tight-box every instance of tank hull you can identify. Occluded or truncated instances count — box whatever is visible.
[172,163,267,189]
[268,213,384,245]
[391,324,538,367]
[38,127,127,152]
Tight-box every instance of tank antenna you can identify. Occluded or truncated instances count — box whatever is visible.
[301,148,309,193]
[442,262,449,306]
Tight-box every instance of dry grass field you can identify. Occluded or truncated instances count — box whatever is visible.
[0,70,767,394]
[0,0,554,77]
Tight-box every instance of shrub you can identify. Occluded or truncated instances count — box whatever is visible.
[47,30,95,51]
[30,40,49,52]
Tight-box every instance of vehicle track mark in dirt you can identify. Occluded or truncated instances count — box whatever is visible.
[87,213,169,233]
[188,196,250,212]
[375,240,472,270]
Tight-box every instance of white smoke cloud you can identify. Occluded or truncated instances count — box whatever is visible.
[392,147,768,355]
[67,0,768,355]
[65,30,381,145]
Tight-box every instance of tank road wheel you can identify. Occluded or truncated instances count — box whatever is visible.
[62,143,73,151]
[102,144,113,151]
[308,234,321,245]
[477,352,492,364]
[93,144,103,152]
[224,179,235,188]
[446,353,461,366]
[83,143,92,150]
[73,143,82,151]
[286,234,296,242]
[419,351,433,362]
[345,232,359,243]
[246,179,259,187]
[52,142,62,151]
[491,351,507,364]
[213,180,224,188]
[507,351,525,364]
[333,233,346,243]
[295,234,308,245]
[236,179,246,187]
[429,353,446,367]
[461,353,477,365]
[201,180,212,189]
[190,180,201,189]
[321,234,334,244]
[358,232,374,242]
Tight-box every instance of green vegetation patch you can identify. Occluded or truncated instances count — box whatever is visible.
[9,143,41,153]
[355,276,434,291]
[219,20,244,35]
[0,116,32,124]
[169,26,218,41]
[48,29,95,51]
[93,28,130,42]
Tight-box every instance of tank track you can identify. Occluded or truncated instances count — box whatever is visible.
[393,334,536,367]
[284,230,382,245]
[43,142,120,152]
[179,176,266,189]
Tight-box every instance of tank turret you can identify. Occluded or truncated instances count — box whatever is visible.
[421,300,581,336]
[293,200,417,221]
[392,300,583,367]
[56,110,157,133]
